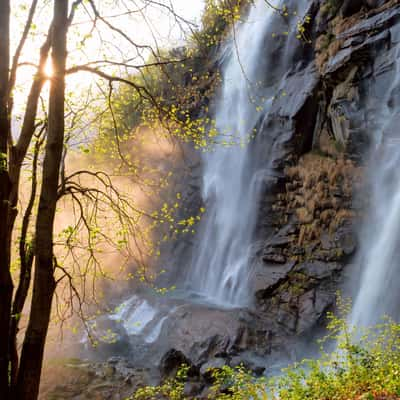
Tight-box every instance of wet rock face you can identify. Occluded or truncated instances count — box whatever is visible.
[253,150,363,334]
[252,0,400,344]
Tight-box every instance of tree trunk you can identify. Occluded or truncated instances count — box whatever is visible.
[15,1,68,399]
[8,32,51,224]
[0,1,12,399]
[7,41,51,390]
[9,132,43,391]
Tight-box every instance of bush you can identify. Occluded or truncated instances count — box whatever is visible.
[276,307,400,400]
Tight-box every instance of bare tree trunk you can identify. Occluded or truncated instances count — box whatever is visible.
[9,130,44,392]
[1,3,49,398]
[15,1,68,399]
[7,41,51,396]
[0,1,12,398]
[6,29,52,394]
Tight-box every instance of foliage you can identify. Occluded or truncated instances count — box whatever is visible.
[132,366,190,400]
[130,302,400,400]
[93,0,259,158]
[94,0,314,162]
[131,365,268,400]
[275,300,400,400]
[195,0,247,53]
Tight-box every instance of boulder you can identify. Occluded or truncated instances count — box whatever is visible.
[159,349,196,379]
[200,357,227,381]
[159,304,254,365]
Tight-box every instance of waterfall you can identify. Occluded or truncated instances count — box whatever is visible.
[351,49,400,327]
[184,2,274,307]
[185,0,307,307]
[91,0,311,353]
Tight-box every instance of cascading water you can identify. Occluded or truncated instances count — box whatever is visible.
[185,0,308,307]
[184,2,275,307]
[351,49,400,327]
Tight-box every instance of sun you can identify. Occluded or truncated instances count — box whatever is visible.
[44,57,54,78]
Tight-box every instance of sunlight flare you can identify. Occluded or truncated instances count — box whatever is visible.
[44,57,54,78]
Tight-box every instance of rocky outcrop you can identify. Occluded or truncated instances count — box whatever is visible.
[242,0,400,361]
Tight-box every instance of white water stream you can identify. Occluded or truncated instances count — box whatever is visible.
[351,49,400,326]
[185,1,280,307]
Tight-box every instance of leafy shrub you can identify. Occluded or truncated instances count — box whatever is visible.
[276,304,400,400]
